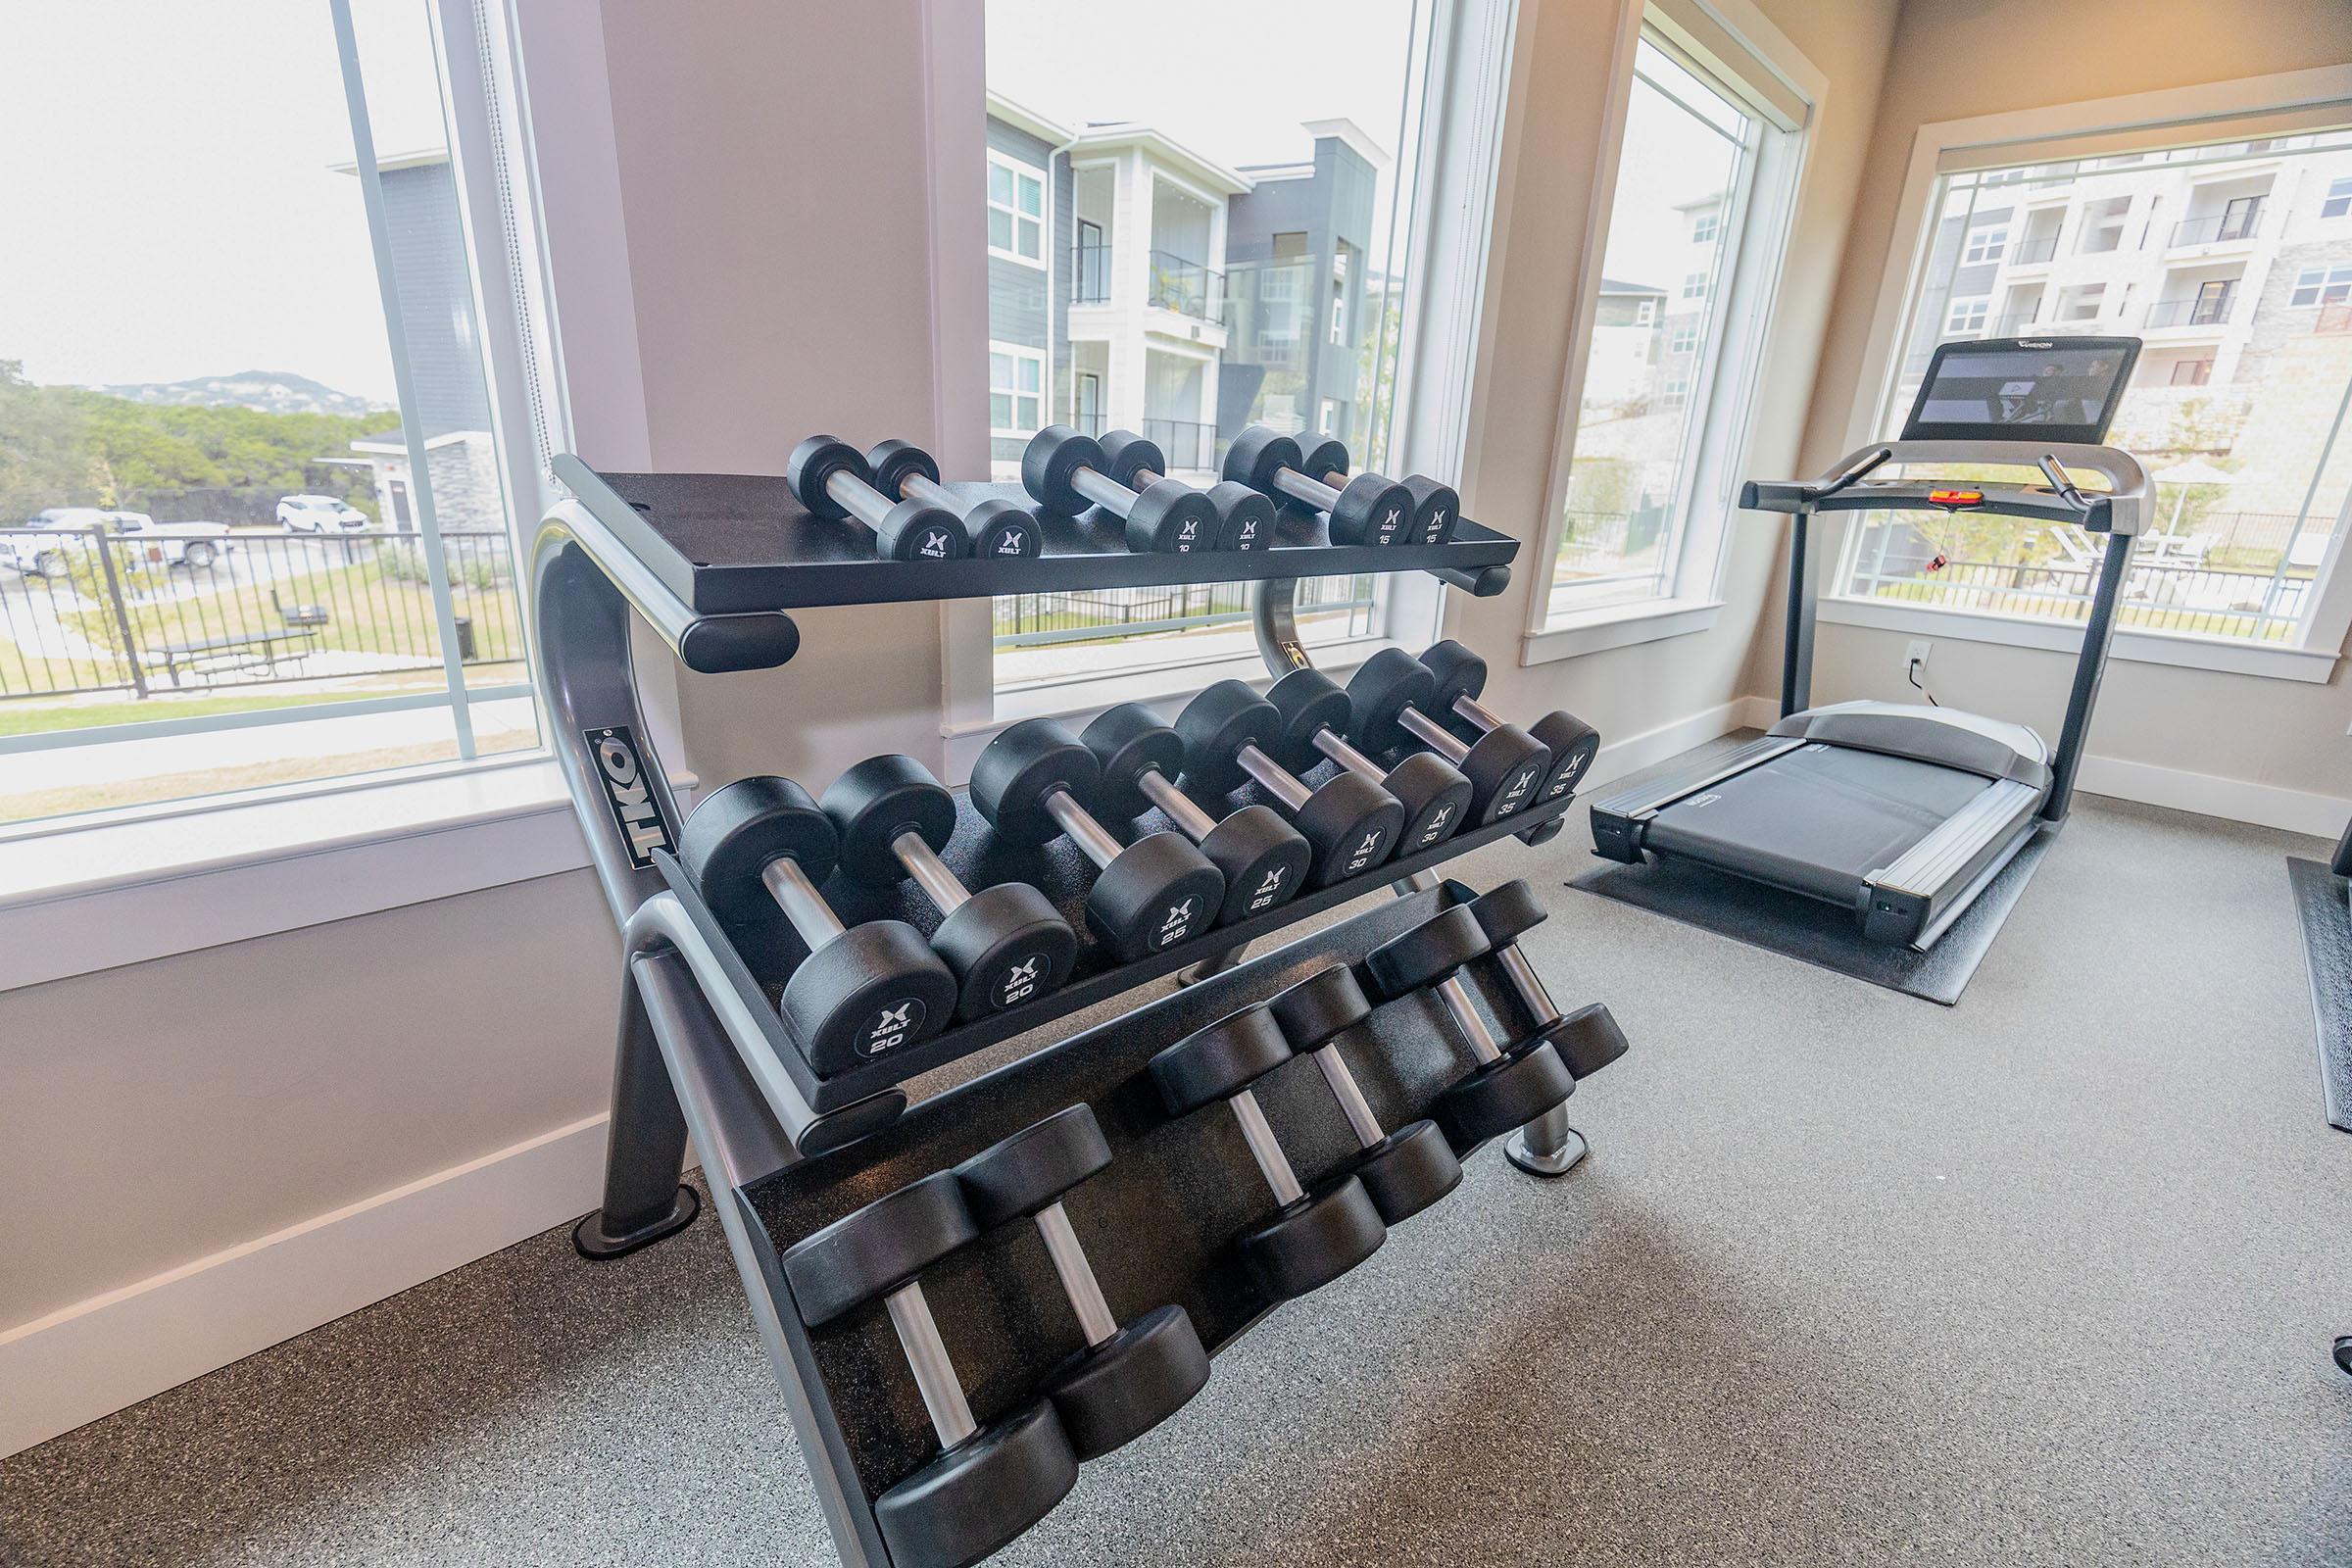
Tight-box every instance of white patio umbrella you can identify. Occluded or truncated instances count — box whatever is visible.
[2153,458,2235,536]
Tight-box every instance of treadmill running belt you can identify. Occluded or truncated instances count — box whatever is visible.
[1644,744,1999,906]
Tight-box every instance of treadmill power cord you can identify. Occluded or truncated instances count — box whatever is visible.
[1906,656,1940,707]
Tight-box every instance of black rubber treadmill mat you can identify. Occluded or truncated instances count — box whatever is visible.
[1570,828,2052,1004]
[2285,856,2352,1132]
[1642,745,2000,904]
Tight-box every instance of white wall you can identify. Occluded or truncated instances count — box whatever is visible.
[1784,0,2352,832]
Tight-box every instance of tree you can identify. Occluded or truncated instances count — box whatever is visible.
[0,361,95,519]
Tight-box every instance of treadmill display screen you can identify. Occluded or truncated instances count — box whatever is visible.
[1899,336,2140,446]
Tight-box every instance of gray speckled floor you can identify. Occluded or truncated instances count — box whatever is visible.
[7,776,2351,1567]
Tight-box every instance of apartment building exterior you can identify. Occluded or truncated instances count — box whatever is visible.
[984,91,1385,480]
[1901,141,2352,514]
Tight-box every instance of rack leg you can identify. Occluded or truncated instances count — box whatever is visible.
[574,957,702,1258]
[1506,1105,1588,1177]
[1176,940,1250,987]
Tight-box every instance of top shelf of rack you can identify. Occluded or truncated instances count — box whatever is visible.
[554,454,1519,615]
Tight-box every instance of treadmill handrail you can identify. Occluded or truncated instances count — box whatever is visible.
[1741,439,2151,536]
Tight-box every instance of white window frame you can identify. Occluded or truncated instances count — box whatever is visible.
[1522,0,1818,660]
[1691,211,1720,243]
[1680,270,1709,299]
[2324,175,2352,219]
[935,0,1528,765]
[1635,298,1658,324]
[1962,223,2006,264]
[1944,295,1990,332]
[986,340,1046,437]
[986,148,1049,270]
[1832,63,2352,685]
[0,0,584,985]
[1668,322,1698,354]
[2290,265,2352,306]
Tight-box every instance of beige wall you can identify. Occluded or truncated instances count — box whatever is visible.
[1783,0,2352,810]
[1442,0,1903,765]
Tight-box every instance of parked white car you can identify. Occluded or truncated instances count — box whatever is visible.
[277,494,370,532]
[0,508,231,577]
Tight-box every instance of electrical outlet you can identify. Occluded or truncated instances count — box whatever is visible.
[1905,639,1933,672]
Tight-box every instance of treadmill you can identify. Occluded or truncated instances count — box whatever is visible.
[1590,335,2150,949]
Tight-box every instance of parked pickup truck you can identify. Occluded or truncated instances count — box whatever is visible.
[0,509,234,578]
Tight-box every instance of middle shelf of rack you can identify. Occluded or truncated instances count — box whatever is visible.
[653,758,1581,1116]
[555,453,1519,614]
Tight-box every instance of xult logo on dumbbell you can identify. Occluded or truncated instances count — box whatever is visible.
[1545,749,1589,799]
[1155,898,1198,948]
[1411,801,1455,850]
[1492,763,1544,816]
[1343,827,1389,875]
[996,955,1046,1008]
[1247,864,1289,913]
[858,998,929,1057]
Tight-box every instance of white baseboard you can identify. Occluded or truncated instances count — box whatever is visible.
[1580,695,1777,792]
[0,1114,612,1459]
[2073,754,2351,839]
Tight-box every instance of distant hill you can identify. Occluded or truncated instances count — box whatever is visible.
[89,370,389,418]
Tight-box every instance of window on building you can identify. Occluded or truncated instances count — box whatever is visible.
[1962,225,2007,265]
[989,344,1044,435]
[980,1,1452,696]
[1636,299,1659,326]
[2291,266,2352,307]
[1543,28,1805,623]
[0,0,547,830]
[1840,128,2352,648]
[986,152,1047,267]
[2325,176,2352,220]
[1945,296,1990,334]
[1691,211,1720,243]
[2079,195,2132,254]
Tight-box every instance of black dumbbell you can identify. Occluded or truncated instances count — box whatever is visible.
[1418,641,1601,808]
[954,1105,1211,1460]
[1262,666,1473,857]
[1174,680,1403,888]
[1099,427,1272,552]
[820,755,1077,1020]
[1079,704,1309,926]
[1458,880,1629,1079]
[1149,1004,1387,1299]
[1295,432,1459,546]
[779,1172,1078,1568]
[1265,965,1462,1223]
[786,435,970,562]
[1022,425,1222,554]
[1223,425,1414,547]
[1347,648,1553,825]
[971,718,1225,960]
[1363,906,1574,1143]
[677,778,958,1074]
[864,438,1044,560]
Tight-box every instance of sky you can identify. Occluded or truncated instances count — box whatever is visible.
[0,0,443,402]
[1594,44,1748,294]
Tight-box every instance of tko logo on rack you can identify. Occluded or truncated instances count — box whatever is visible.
[584,725,674,868]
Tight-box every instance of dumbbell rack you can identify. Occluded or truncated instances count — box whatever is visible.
[533,455,1593,1567]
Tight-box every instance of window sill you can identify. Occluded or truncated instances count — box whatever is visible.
[942,637,1398,781]
[0,758,609,993]
[1522,598,1726,664]
[1817,595,2341,684]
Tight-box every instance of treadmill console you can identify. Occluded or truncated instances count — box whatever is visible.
[1900,336,2140,446]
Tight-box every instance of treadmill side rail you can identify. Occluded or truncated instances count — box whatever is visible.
[1864,778,2042,946]
[1588,734,1808,863]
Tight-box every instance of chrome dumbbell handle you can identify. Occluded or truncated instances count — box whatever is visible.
[1307,1045,1387,1149]
[885,1282,979,1448]
[1233,742,1312,812]
[1033,1200,1121,1346]
[760,857,847,944]
[1041,785,1127,869]
[1228,1088,1306,1205]
[890,829,971,914]
[1396,705,1473,766]
[1134,766,1220,841]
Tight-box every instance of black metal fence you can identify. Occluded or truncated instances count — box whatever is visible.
[994,575,1376,649]
[0,527,522,701]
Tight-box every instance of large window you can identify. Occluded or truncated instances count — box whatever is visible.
[1543,33,1796,621]
[0,1,544,829]
[979,0,1444,695]
[1838,129,2352,648]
